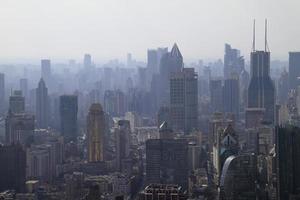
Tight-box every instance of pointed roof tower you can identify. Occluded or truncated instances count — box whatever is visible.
[170,43,183,59]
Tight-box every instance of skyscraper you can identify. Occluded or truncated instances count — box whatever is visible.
[248,22,275,124]
[223,77,239,118]
[146,138,189,191]
[289,52,300,90]
[19,78,28,100]
[170,68,198,134]
[87,103,105,162]
[159,43,183,105]
[0,144,26,193]
[41,59,51,81]
[9,90,25,113]
[210,80,223,113]
[60,95,78,142]
[276,126,300,200]
[224,44,245,79]
[115,120,131,171]
[36,78,49,129]
[0,73,5,113]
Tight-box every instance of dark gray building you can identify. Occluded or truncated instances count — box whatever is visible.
[60,95,78,142]
[289,52,300,90]
[276,126,300,200]
[9,90,25,114]
[210,80,223,113]
[170,68,198,134]
[224,44,245,79]
[146,138,189,191]
[36,78,49,129]
[248,51,275,124]
[0,73,5,114]
[223,78,239,119]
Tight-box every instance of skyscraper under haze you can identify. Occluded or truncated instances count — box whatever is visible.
[19,78,28,100]
[159,43,183,105]
[288,52,300,90]
[9,90,25,113]
[36,78,49,129]
[248,50,275,123]
[0,73,5,113]
[41,59,51,82]
[87,103,105,162]
[224,44,245,79]
[170,68,198,134]
[223,77,240,118]
[210,80,223,113]
[84,54,92,68]
[60,95,78,142]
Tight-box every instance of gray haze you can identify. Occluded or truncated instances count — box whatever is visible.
[1,0,300,62]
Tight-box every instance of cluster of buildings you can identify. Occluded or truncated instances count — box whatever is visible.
[0,23,299,200]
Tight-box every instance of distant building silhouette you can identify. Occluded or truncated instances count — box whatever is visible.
[41,59,51,83]
[36,78,49,129]
[210,80,223,113]
[224,44,245,79]
[9,90,25,114]
[289,52,300,90]
[0,73,5,114]
[223,77,239,119]
[60,95,78,142]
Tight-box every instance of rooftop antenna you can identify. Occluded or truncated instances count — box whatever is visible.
[265,19,269,52]
[252,19,256,52]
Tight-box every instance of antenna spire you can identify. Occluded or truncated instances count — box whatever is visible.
[252,19,256,52]
[265,19,269,52]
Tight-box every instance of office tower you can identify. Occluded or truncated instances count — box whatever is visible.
[170,68,198,134]
[41,59,51,81]
[223,77,239,118]
[224,44,245,79]
[115,120,131,171]
[278,68,289,104]
[276,126,300,200]
[210,79,223,113]
[60,95,78,142]
[104,90,126,117]
[146,138,189,191]
[0,73,4,113]
[245,108,265,129]
[219,154,257,200]
[87,103,105,162]
[5,111,35,146]
[159,43,183,105]
[0,144,26,192]
[19,78,28,100]
[289,52,300,90]
[138,67,147,91]
[138,184,188,200]
[36,78,49,128]
[147,49,158,75]
[248,22,275,124]
[239,67,250,108]
[84,54,92,68]
[9,90,25,113]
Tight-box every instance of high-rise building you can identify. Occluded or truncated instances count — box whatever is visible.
[41,59,51,81]
[170,68,198,134]
[289,52,300,90]
[0,73,5,113]
[224,44,245,79]
[9,90,25,113]
[210,80,223,113]
[278,69,289,104]
[115,120,131,171]
[159,43,183,105]
[84,54,92,68]
[19,78,28,100]
[147,49,158,75]
[248,50,275,124]
[5,111,35,146]
[276,126,300,200]
[60,95,78,142]
[146,138,189,191]
[0,144,26,192]
[36,78,49,128]
[223,78,239,118]
[87,103,105,162]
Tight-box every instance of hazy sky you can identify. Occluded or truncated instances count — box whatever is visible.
[1,0,300,63]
